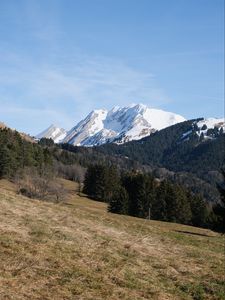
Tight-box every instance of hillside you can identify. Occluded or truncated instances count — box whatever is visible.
[0,179,224,300]
[1,123,223,205]
[93,119,225,202]
[97,119,225,173]
[0,122,35,143]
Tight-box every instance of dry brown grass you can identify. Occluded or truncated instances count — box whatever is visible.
[0,179,224,300]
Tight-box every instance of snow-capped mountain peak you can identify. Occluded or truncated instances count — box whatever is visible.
[63,109,108,146]
[36,104,188,146]
[62,104,186,146]
[36,124,67,143]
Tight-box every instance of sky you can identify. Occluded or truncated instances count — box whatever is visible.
[0,0,224,135]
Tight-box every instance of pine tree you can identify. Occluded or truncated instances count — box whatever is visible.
[174,186,192,224]
[83,164,114,201]
[104,165,120,202]
[212,169,225,232]
[122,172,140,216]
[189,194,208,227]
[163,183,177,222]
[136,174,155,218]
[83,165,97,198]
[39,138,54,147]
[152,181,168,221]
[108,186,129,214]
[0,146,12,178]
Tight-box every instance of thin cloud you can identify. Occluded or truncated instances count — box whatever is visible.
[0,52,172,134]
[0,53,170,103]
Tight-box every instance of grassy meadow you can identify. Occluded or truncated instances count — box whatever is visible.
[0,179,224,300]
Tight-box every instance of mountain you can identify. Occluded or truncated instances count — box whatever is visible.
[36,124,67,143]
[97,117,225,165]
[85,117,225,203]
[63,104,186,146]
[181,117,225,141]
[63,109,108,146]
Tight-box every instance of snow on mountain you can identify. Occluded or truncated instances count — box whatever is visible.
[36,125,67,143]
[196,118,225,139]
[181,117,225,141]
[63,109,108,146]
[36,107,224,147]
[197,118,225,132]
[63,104,186,146]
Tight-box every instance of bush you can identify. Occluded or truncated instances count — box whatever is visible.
[14,167,67,202]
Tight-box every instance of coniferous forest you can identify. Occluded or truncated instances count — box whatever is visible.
[83,164,224,232]
[0,127,224,232]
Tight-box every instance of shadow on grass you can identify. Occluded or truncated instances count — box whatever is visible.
[173,230,213,237]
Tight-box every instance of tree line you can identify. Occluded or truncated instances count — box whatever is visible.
[0,128,52,178]
[83,164,225,232]
[0,128,224,231]
[94,119,225,203]
[0,129,85,201]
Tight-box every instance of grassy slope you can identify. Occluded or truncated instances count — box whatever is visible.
[0,179,224,300]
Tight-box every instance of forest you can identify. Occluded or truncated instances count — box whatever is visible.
[83,164,224,232]
[0,127,224,232]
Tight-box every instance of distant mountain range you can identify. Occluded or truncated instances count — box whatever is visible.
[35,103,224,204]
[60,117,225,203]
[1,111,224,203]
[36,104,186,145]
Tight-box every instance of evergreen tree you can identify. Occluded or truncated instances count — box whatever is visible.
[152,181,192,224]
[212,169,225,232]
[83,165,99,198]
[34,147,45,169]
[152,181,168,221]
[164,183,178,222]
[136,174,155,218]
[122,172,140,216]
[39,138,54,147]
[173,186,192,224]
[0,146,12,178]
[83,164,120,202]
[108,186,129,214]
[189,194,208,227]
[104,165,120,201]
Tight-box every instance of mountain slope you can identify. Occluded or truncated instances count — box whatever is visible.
[36,124,67,143]
[0,121,35,143]
[0,179,224,300]
[92,118,225,202]
[97,117,225,170]
[63,109,108,146]
[62,104,186,146]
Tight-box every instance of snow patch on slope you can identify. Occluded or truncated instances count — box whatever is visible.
[196,118,225,139]
[181,118,225,142]
[197,118,225,131]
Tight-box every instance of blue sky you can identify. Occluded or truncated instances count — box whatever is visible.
[0,0,224,135]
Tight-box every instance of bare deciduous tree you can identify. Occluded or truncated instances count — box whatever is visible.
[14,167,67,202]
